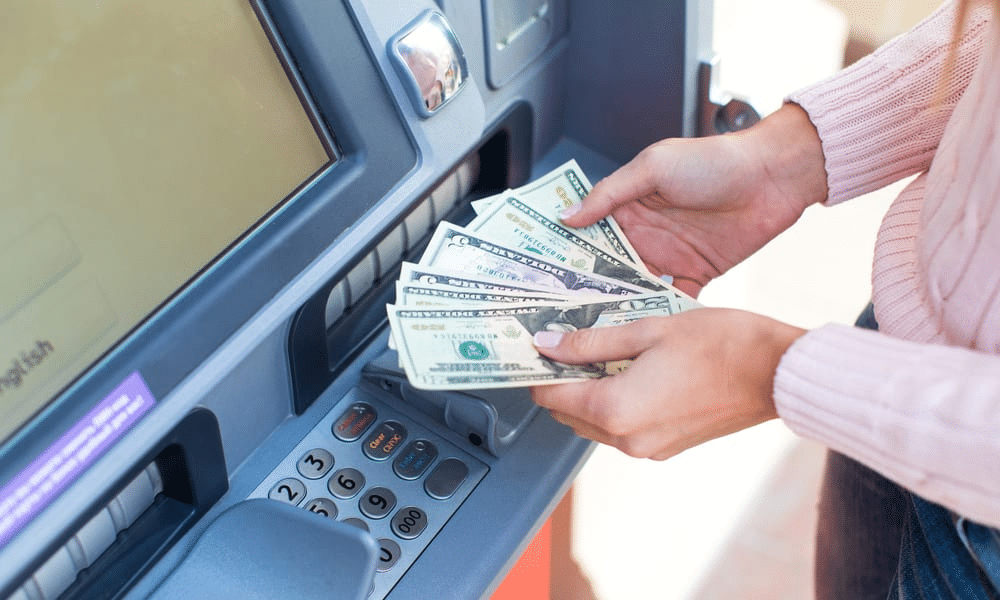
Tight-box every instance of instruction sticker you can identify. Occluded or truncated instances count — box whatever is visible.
[0,371,156,547]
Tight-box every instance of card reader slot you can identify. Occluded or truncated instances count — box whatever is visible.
[10,464,163,600]
[5,409,227,600]
[287,103,533,414]
[374,227,407,280]
[345,253,379,307]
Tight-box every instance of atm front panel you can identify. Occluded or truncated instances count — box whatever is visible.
[0,1,715,598]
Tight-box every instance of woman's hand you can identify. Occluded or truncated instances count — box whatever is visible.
[563,104,828,296]
[530,308,806,460]
[529,105,821,457]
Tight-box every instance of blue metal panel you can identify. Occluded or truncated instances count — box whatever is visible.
[1,0,711,598]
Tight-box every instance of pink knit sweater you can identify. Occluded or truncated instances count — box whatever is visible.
[776,0,1000,526]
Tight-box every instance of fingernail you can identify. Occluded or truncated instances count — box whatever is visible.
[533,331,564,348]
[558,203,582,221]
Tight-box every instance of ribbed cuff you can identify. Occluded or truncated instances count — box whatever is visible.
[774,323,1000,527]
[774,324,896,454]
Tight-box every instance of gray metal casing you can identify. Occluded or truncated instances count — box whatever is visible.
[0,1,714,598]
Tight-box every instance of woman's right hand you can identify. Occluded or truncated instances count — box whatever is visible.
[562,103,829,297]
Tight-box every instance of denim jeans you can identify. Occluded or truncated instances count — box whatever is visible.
[815,304,1000,599]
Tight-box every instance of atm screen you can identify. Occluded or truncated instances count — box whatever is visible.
[0,0,332,443]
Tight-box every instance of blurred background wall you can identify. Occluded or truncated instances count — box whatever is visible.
[564,1,942,599]
[829,0,945,62]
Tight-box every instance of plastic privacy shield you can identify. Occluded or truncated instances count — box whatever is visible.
[148,499,379,600]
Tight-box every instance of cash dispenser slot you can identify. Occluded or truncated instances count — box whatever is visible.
[5,410,227,600]
[9,465,163,600]
[287,103,533,422]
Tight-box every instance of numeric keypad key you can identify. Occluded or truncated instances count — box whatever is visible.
[328,468,365,499]
[268,478,306,506]
[360,487,397,519]
[296,448,334,479]
[391,507,428,540]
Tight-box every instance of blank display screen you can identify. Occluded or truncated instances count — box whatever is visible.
[0,0,331,442]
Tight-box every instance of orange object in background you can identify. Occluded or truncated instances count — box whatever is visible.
[491,519,552,600]
[491,486,597,600]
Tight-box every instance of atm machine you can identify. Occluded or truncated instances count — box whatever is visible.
[0,1,757,598]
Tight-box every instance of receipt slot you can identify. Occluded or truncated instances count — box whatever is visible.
[0,1,753,599]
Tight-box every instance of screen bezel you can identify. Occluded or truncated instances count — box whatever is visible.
[0,0,338,451]
[0,0,418,497]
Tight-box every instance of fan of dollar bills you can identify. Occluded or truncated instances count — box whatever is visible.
[385,159,701,391]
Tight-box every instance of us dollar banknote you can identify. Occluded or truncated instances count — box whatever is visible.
[389,263,575,352]
[398,262,564,295]
[395,283,570,308]
[386,158,701,389]
[467,195,667,292]
[469,159,644,266]
[419,223,649,297]
[387,293,692,390]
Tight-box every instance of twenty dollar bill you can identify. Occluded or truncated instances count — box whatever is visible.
[387,293,695,390]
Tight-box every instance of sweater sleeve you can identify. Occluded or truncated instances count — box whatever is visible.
[774,324,1000,528]
[786,0,991,205]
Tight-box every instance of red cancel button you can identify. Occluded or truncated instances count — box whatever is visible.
[332,402,377,442]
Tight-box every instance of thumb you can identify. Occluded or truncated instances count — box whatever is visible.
[533,321,660,364]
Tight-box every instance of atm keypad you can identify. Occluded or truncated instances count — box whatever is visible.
[304,497,338,519]
[249,393,488,599]
[424,458,469,500]
[360,487,397,519]
[333,402,378,442]
[391,507,428,540]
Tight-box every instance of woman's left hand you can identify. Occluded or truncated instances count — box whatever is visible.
[530,308,806,460]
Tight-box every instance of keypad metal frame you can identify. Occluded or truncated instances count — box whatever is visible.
[248,387,488,599]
